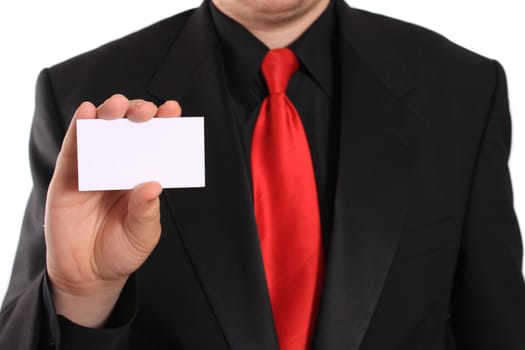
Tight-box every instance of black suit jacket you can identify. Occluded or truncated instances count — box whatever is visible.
[1,1,524,349]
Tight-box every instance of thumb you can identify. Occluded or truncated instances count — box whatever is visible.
[124,182,163,258]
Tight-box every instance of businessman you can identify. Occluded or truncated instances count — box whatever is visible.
[1,0,525,349]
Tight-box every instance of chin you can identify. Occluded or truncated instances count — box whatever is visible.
[253,0,326,19]
[214,0,328,28]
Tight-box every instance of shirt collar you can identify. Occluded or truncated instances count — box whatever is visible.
[290,1,335,97]
[210,0,335,104]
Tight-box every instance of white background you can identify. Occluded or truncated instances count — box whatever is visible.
[0,0,524,300]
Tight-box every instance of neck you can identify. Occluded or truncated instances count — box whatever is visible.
[212,0,330,49]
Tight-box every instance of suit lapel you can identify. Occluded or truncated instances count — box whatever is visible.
[313,2,423,349]
[147,4,277,349]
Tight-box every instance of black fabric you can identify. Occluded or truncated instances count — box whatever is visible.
[1,0,524,349]
[57,277,136,350]
[41,274,136,349]
[209,0,339,251]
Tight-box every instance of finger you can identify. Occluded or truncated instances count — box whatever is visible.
[123,182,163,256]
[52,101,97,190]
[156,100,182,118]
[96,94,129,120]
[126,99,158,122]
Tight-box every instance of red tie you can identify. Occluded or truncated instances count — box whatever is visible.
[251,48,324,350]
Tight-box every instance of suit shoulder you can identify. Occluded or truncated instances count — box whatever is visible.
[346,8,493,67]
[51,9,193,71]
[42,9,195,117]
[46,9,193,93]
[340,6,500,104]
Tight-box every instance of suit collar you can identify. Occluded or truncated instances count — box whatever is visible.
[148,2,217,103]
[148,0,416,102]
[334,0,415,98]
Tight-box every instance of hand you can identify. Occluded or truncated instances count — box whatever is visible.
[45,94,182,327]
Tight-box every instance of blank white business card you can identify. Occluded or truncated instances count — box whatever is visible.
[76,117,205,191]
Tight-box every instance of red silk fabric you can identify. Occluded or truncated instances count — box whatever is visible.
[251,48,325,350]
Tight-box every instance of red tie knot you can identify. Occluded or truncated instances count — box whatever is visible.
[261,48,299,94]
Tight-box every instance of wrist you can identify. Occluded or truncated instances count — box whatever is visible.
[50,276,127,328]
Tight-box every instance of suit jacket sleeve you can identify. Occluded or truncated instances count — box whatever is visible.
[450,61,525,348]
[0,69,135,350]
